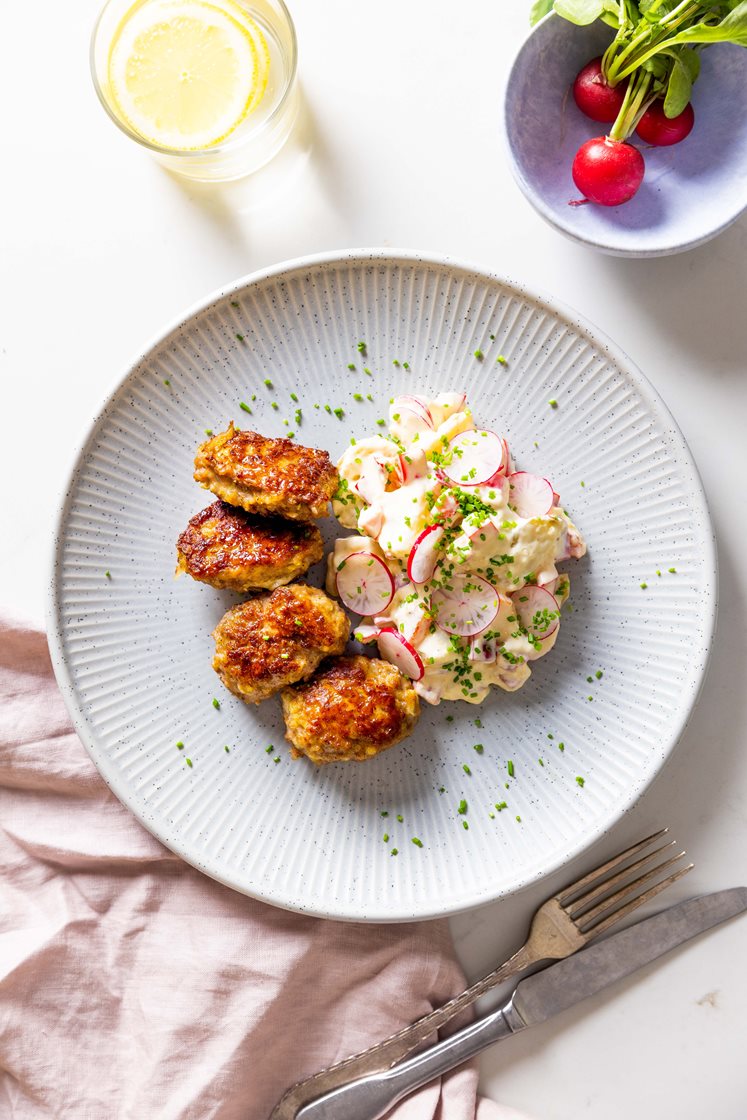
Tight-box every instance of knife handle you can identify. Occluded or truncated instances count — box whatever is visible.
[296,999,523,1120]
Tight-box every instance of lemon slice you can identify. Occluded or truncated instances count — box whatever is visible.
[108,0,270,151]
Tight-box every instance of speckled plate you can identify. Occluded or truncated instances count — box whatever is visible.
[47,250,716,921]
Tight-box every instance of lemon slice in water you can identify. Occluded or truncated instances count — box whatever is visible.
[108,0,270,151]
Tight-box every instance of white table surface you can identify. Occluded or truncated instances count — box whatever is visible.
[3,3,746,1117]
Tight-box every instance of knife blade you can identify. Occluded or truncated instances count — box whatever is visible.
[291,888,747,1120]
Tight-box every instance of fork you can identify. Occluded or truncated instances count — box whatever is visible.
[270,827,692,1120]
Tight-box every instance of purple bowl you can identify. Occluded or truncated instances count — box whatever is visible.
[501,13,747,256]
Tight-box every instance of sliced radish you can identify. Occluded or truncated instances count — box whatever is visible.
[508,472,554,518]
[399,447,428,483]
[538,575,559,596]
[392,395,434,430]
[469,632,498,662]
[336,552,394,615]
[359,503,384,539]
[552,489,561,507]
[407,525,444,584]
[443,430,506,487]
[510,585,560,640]
[377,628,425,681]
[354,457,388,505]
[353,624,380,644]
[432,573,499,637]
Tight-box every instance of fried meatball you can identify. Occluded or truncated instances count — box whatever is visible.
[212,585,349,704]
[176,501,323,592]
[194,424,339,522]
[281,655,420,764]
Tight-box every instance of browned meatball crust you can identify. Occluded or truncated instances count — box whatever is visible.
[176,501,323,591]
[281,655,420,764]
[194,424,339,521]
[212,585,349,704]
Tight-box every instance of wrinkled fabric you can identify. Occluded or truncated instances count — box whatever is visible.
[0,612,528,1120]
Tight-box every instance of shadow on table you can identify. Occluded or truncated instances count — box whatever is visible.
[160,84,352,254]
[595,209,747,373]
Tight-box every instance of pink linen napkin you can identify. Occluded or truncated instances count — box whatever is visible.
[0,612,528,1120]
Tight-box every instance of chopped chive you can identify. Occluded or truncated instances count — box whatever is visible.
[381,810,389,817]
[376,418,386,427]
[363,367,372,375]
[458,799,468,815]
[357,341,366,353]
[462,820,469,830]
[396,814,404,823]
[595,670,603,680]
[402,362,410,371]
[411,837,423,848]
[273,757,280,764]
[224,745,230,753]
[104,570,111,579]
[353,393,364,402]
[473,744,484,754]
[547,733,554,740]
[263,378,273,388]
[204,428,213,436]
[391,848,399,856]
[333,407,344,419]
[668,567,677,573]
[347,362,356,371]
[507,759,515,778]
[265,745,274,754]
[383,833,389,842]
[474,348,484,361]
[230,300,239,308]
[515,815,522,822]
[576,776,585,787]
[656,569,662,577]
[290,392,299,402]
[538,758,544,767]
[496,355,507,365]
[558,742,565,752]
[235,333,245,342]
[549,399,558,409]
[587,695,594,702]
[392,359,400,367]
[463,763,472,775]
[587,676,593,683]
[640,582,648,589]
[176,741,184,750]
[212,698,220,710]
[495,801,507,811]
[163,378,171,386]
[239,401,252,413]
[185,758,193,768]
[438,786,446,794]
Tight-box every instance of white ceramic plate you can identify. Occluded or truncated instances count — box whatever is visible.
[48,250,716,921]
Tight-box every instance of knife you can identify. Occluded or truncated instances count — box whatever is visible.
[289,888,746,1120]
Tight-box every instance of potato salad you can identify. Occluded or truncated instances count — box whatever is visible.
[327,392,586,705]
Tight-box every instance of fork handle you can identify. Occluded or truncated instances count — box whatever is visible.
[269,944,535,1120]
[296,998,523,1120]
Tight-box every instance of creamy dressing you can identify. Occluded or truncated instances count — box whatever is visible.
[331,393,586,705]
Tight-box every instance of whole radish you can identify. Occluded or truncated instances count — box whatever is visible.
[572,137,645,206]
[573,57,628,123]
[636,100,695,146]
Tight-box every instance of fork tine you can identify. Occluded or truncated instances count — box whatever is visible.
[575,850,688,928]
[580,862,694,941]
[566,840,678,916]
[556,827,669,906]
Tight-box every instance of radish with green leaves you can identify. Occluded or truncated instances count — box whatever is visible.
[531,0,747,205]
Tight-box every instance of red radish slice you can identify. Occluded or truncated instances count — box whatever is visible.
[407,525,444,584]
[377,628,425,681]
[552,489,561,507]
[392,395,434,430]
[469,633,498,662]
[508,472,554,518]
[353,624,380,644]
[336,552,394,615]
[359,504,384,539]
[539,575,559,596]
[399,447,428,483]
[432,573,499,637]
[443,430,506,487]
[510,585,560,639]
